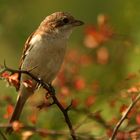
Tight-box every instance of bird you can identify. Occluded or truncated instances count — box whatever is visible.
[6,11,84,133]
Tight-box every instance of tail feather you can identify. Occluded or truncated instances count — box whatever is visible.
[6,77,35,134]
[5,96,26,134]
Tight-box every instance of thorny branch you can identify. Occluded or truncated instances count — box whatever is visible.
[110,92,140,140]
[0,62,77,140]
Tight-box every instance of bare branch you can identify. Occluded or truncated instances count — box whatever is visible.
[110,93,140,140]
[73,108,110,129]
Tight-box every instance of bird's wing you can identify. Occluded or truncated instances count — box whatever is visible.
[19,32,35,69]
[15,32,35,90]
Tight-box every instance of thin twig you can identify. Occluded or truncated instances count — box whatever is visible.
[0,130,7,140]
[47,91,76,140]
[110,93,140,140]
[74,116,89,131]
[0,63,77,140]
[0,123,96,140]
[73,108,110,129]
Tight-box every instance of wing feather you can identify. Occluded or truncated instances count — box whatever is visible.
[16,32,35,90]
[19,32,35,69]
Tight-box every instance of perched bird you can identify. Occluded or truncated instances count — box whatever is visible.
[6,12,84,133]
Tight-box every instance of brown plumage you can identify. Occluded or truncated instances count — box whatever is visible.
[6,12,83,134]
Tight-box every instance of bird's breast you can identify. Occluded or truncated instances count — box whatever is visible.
[21,36,67,83]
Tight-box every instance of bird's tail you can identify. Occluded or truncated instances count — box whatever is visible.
[5,94,27,134]
[5,75,36,134]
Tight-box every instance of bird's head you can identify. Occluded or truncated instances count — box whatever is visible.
[39,12,84,39]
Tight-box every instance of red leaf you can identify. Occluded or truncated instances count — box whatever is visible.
[109,99,116,108]
[12,121,23,132]
[74,77,86,90]
[56,71,66,87]
[116,131,125,140]
[125,73,137,80]
[1,72,10,78]
[84,29,104,48]
[108,117,118,125]
[97,47,109,65]
[84,14,114,48]
[97,14,108,27]
[106,129,113,137]
[79,54,93,66]
[28,113,37,124]
[3,104,14,119]
[8,73,19,90]
[119,104,128,114]
[66,49,79,62]
[127,86,139,93]
[72,99,79,108]
[136,114,140,125]
[119,104,135,118]
[85,96,96,107]
[60,86,70,97]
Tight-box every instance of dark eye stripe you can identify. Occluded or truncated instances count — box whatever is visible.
[62,18,69,24]
[55,18,69,27]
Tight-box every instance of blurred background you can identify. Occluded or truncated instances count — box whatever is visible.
[1,0,140,139]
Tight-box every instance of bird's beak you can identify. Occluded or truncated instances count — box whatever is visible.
[72,19,84,26]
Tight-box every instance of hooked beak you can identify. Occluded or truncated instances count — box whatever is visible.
[72,19,84,26]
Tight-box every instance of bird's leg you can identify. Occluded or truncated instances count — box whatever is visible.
[36,89,55,110]
[36,81,55,110]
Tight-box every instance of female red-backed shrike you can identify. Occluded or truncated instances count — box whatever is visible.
[6,12,84,133]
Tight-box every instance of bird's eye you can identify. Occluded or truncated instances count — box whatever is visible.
[62,18,69,24]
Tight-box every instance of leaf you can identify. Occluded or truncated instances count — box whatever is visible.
[56,71,66,87]
[1,72,20,90]
[60,86,70,97]
[109,99,116,108]
[79,54,93,66]
[84,14,114,48]
[125,73,137,80]
[119,104,128,114]
[12,121,23,132]
[8,73,20,90]
[84,27,103,48]
[1,72,10,79]
[97,47,109,65]
[127,86,139,93]
[136,114,140,125]
[71,99,79,108]
[85,96,96,107]
[106,129,113,137]
[116,131,125,140]
[28,113,37,124]
[74,77,86,90]
[3,104,14,119]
